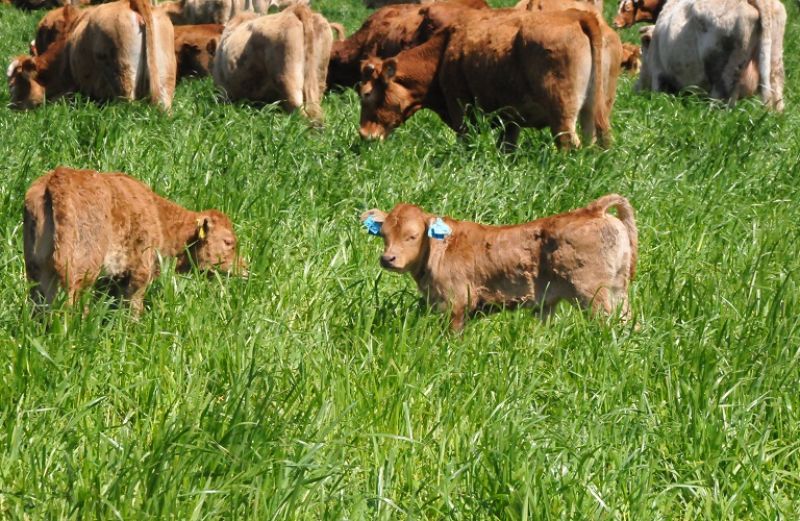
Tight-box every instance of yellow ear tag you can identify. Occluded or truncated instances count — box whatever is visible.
[197,219,206,240]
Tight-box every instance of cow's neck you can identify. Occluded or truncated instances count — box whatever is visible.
[34,37,73,98]
[396,32,448,120]
[154,196,202,262]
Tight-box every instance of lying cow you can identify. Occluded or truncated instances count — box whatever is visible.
[358,9,612,149]
[212,5,332,123]
[174,24,223,78]
[327,1,487,90]
[360,195,637,330]
[636,0,785,111]
[24,167,245,314]
[8,0,176,110]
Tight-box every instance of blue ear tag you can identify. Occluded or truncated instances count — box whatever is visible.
[363,215,382,236]
[427,217,451,240]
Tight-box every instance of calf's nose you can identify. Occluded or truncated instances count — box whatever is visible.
[380,254,396,268]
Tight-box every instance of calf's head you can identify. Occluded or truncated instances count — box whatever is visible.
[358,57,417,141]
[613,0,662,28]
[7,57,45,110]
[188,210,247,275]
[360,204,437,273]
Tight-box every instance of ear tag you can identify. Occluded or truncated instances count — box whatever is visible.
[427,217,451,240]
[197,219,206,240]
[363,215,382,236]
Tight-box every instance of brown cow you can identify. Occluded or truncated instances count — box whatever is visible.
[514,0,603,13]
[326,0,487,90]
[31,5,88,56]
[613,0,663,28]
[360,195,637,331]
[364,0,486,10]
[174,24,223,78]
[7,0,176,110]
[358,9,611,149]
[620,42,640,73]
[212,6,333,123]
[24,167,245,314]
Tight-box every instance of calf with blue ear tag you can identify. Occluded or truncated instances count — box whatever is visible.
[358,196,638,332]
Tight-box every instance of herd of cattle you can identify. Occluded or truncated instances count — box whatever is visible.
[4,0,789,327]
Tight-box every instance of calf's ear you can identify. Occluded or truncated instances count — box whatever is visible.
[196,217,211,240]
[360,209,386,224]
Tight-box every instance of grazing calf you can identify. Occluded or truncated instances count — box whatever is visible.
[213,5,333,123]
[636,0,785,111]
[174,24,223,78]
[24,167,245,314]
[360,195,637,331]
[358,8,612,149]
[7,0,176,110]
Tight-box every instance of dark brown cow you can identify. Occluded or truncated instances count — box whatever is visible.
[358,9,611,149]
[360,194,637,330]
[174,24,222,78]
[326,0,487,90]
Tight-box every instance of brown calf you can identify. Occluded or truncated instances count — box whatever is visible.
[24,167,245,314]
[358,8,611,149]
[620,42,641,73]
[174,24,223,78]
[613,0,664,28]
[361,195,637,331]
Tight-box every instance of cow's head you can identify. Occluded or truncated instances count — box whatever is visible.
[189,210,247,275]
[613,0,662,28]
[358,57,418,141]
[361,204,446,273]
[7,57,45,110]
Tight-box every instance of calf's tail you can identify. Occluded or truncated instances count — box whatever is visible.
[130,0,167,108]
[589,194,638,280]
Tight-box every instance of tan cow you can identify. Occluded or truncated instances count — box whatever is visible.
[174,23,223,78]
[358,8,611,149]
[7,0,176,110]
[360,195,637,331]
[24,167,245,314]
[514,0,603,13]
[31,5,89,56]
[212,5,332,123]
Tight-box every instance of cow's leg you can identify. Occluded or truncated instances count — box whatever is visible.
[578,104,596,147]
[124,258,155,316]
[550,116,580,150]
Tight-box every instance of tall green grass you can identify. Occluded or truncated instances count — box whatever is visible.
[1,0,799,518]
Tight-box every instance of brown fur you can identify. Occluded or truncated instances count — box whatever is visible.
[514,0,603,13]
[326,1,487,90]
[174,23,223,78]
[365,0,487,9]
[7,0,176,110]
[613,0,664,28]
[32,5,88,56]
[620,42,640,73]
[212,5,333,123]
[358,8,615,149]
[23,167,245,314]
[360,195,637,331]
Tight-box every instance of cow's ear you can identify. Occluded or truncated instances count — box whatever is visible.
[382,59,397,82]
[206,39,217,56]
[20,59,37,80]
[196,216,211,240]
[360,209,386,236]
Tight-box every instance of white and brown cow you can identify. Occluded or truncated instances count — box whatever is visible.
[635,0,785,111]
[360,195,637,331]
[24,167,245,314]
[7,0,176,110]
[212,5,333,123]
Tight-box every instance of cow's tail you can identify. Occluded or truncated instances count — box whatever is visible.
[747,0,775,108]
[588,194,638,280]
[574,9,609,146]
[130,0,167,109]
[292,5,323,124]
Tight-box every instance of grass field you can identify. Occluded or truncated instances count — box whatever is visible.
[1,1,800,518]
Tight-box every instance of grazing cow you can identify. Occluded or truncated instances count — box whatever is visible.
[31,5,87,56]
[613,0,664,28]
[174,24,223,78]
[24,167,245,314]
[360,195,637,331]
[327,0,487,90]
[358,9,611,149]
[620,42,640,73]
[636,0,785,111]
[7,0,176,110]
[514,0,603,13]
[212,5,333,123]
